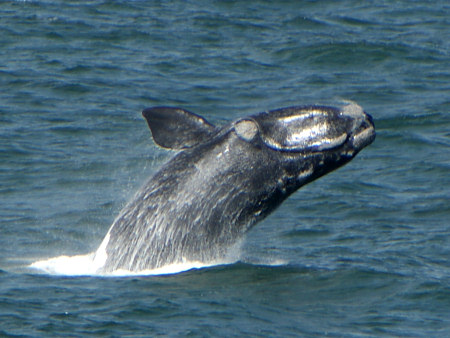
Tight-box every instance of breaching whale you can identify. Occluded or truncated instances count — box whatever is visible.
[94,102,375,273]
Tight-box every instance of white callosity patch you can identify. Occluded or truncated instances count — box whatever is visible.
[234,119,258,141]
[340,101,365,131]
[288,123,347,151]
[340,101,364,119]
[289,122,327,145]
[277,109,326,123]
[276,109,347,151]
[341,101,375,150]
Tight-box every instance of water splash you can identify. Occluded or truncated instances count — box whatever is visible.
[29,238,245,277]
[30,253,102,276]
[29,253,219,277]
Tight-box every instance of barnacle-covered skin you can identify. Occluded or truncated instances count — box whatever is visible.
[95,102,375,273]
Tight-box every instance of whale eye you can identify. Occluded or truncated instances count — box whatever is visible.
[255,107,350,152]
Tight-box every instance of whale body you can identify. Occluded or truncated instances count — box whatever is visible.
[95,102,375,273]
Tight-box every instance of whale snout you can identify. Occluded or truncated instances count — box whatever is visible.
[350,112,375,151]
[340,103,376,152]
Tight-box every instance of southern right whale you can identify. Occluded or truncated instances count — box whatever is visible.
[94,102,375,273]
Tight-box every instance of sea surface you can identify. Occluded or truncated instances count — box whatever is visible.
[1,0,449,336]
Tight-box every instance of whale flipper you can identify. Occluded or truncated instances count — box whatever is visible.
[142,107,218,150]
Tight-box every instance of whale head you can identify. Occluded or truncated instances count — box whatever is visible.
[228,102,376,192]
[247,102,375,157]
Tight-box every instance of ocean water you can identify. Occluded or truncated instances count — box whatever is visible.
[1,0,449,336]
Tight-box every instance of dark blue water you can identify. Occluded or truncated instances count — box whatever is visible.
[1,0,449,336]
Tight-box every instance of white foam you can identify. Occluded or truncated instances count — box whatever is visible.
[29,253,99,276]
[29,253,229,277]
[28,241,244,277]
[29,234,247,277]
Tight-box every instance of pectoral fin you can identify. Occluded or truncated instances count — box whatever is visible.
[142,107,218,150]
